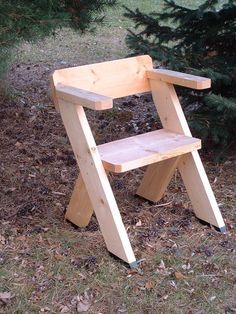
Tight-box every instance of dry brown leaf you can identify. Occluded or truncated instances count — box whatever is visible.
[0,236,6,247]
[131,286,140,295]
[145,281,154,290]
[175,271,185,280]
[207,50,218,57]
[54,252,64,261]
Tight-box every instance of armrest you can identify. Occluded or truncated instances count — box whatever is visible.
[147,69,211,90]
[55,83,113,110]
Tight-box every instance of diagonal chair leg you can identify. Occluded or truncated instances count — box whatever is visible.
[59,100,137,266]
[65,174,94,227]
[139,79,225,231]
[136,157,180,202]
[178,151,225,231]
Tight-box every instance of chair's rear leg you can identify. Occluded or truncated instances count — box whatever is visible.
[136,157,180,202]
[178,151,225,231]
[65,174,93,227]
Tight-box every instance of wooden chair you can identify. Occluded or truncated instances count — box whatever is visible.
[51,55,225,268]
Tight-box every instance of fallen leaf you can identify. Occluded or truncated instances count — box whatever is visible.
[127,268,139,277]
[159,260,165,270]
[175,271,185,280]
[76,288,93,313]
[160,294,169,301]
[60,305,70,313]
[184,288,194,294]
[40,307,50,313]
[135,219,142,227]
[117,303,127,313]
[182,263,191,270]
[77,299,91,312]
[0,236,6,245]
[0,292,15,303]
[209,295,216,302]
[54,252,64,261]
[145,281,154,290]
[131,286,140,295]
[169,280,177,289]
[207,50,218,57]
[14,141,21,147]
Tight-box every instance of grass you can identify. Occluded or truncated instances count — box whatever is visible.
[1,0,235,313]
[14,0,208,66]
[1,221,235,312]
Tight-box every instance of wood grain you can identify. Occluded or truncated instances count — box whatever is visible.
[65,174,94,227]
[148,79,225,229]
[56,84,113,110]
[147,69,211,90]
[98,129,201,173]
[52,55,153,99]
[59,100,136,264]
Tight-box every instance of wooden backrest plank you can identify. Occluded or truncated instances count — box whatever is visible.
[52,55,153,99]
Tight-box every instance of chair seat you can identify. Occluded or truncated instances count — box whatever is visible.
[98,129,201,173]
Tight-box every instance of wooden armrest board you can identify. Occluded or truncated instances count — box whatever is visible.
[98,129,201,173]
[147,69,211,89]
[55,84,113,110]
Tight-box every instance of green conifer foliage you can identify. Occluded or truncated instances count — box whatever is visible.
[125,0,236,158]
[0,0,116,78]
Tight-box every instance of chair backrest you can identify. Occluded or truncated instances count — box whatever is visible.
[52,55,153,99]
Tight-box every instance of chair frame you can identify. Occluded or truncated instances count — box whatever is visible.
[51,55,225,267]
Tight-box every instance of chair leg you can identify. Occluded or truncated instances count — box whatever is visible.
[178,151,225,231]
[65,174,93,227]
[136,157,180,202]
[59,101,136,265]
[148,79,225,231]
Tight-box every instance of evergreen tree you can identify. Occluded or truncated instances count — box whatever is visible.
[125,0,236,158]
[0,0,116,79]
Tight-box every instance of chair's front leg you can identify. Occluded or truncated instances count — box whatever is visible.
[65,174,94,227]
[59,100,137,266]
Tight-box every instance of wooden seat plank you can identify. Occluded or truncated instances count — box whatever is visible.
[98,129,201,173]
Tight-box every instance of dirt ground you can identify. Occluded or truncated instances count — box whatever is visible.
[0,60,235,313]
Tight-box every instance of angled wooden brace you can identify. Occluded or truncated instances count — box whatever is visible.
[137,69,226,232]
[55,85,137,267]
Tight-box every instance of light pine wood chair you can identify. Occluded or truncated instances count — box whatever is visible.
[51,55,225,268]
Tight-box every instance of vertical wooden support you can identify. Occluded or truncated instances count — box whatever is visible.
[58,100,136,265]
[65,174,93,227]
[143,80,225,230]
